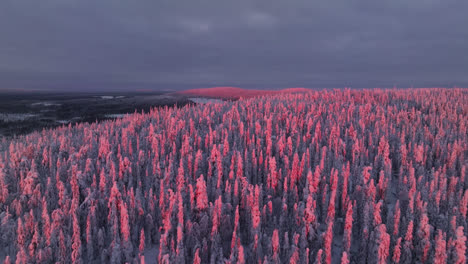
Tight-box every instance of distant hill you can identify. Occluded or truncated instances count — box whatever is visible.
[177,86,310,99]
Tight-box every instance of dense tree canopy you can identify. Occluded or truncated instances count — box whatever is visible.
[0,88,467,263]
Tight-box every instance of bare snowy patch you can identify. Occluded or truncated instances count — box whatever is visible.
[189,97,224,104]
[105,114,127,118]
[97,96,126,100]
[0,113,39,122]
[31,102,61,107]
[56,120,70,124]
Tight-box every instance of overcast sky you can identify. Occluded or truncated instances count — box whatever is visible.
[1,0,467,91]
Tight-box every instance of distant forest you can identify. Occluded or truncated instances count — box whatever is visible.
[0,88,467,263]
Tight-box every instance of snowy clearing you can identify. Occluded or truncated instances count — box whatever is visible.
[189,97,225,104]
[105,114,128,118]
[31,102,61,107]
[0,113,38,122]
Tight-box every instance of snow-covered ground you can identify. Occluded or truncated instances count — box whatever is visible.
[56,120,70,124]
[142,247,159,264]
[105,114,127,118]
[98,96,125,99]
[31,102,61,107]
[189,97,224,104]
[0,113,38,122]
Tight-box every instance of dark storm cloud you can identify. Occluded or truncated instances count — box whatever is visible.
[0,0,467,91]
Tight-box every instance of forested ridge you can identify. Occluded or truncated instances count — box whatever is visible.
[0,88,467,263]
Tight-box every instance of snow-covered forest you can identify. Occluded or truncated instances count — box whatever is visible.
[0,88,467,263]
